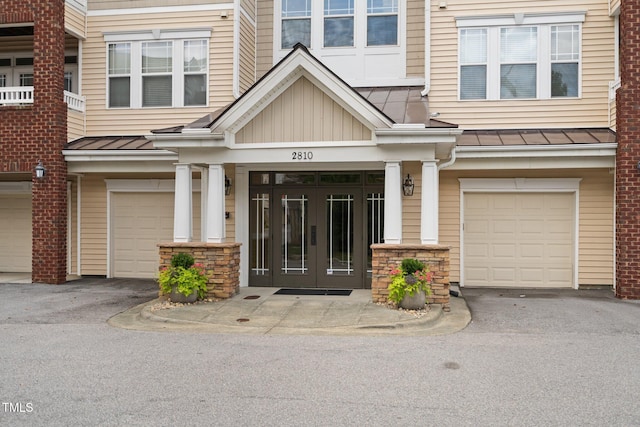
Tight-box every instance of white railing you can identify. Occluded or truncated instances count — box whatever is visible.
[64,90,86,112]
[0,86,85,112]
[0,86,34,104]
[610,79,621,100]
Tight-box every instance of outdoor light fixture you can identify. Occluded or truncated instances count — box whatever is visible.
[402,174,414,197]
[225,175,232,195]
[35,160,46,179]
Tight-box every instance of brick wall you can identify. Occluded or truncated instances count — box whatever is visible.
[371,244,450,311]
[0,0,68,284]
[615,0,640,299]
[158,243,241,299]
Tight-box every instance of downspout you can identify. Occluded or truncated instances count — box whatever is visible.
[421,0,431,96]
[438,144,457,170]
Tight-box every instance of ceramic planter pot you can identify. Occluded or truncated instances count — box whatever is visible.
[400,289,426,310]
[169,286,198,303]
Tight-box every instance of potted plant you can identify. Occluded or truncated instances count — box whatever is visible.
[158,253,208,303]
[388,258,433,310]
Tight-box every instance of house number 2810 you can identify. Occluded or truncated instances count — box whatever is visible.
[292,151,314,160]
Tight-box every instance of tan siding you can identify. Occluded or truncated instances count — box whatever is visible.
[239,13,256,94]
[401,161,422,243]
[0,37,32,53]
[256,0,274,79]
[65,4,86,39]
[80,175,108,276]
[87,0,231,10]
[429,0,615,129]
[236,77,372,143]
[610,0,620,14]
[578,170,614,285]
[67,110,85,141]
[438,168,614,286]
[406,0,425,78]
[240,0,256,21]
[69,180,78,274]
[83,10,235,136]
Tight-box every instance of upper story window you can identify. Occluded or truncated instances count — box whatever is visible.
[279,0,398,50]
[104,28,210,109]
[457,12,584,101]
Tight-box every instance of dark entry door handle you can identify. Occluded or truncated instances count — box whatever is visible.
[311,225,317,246]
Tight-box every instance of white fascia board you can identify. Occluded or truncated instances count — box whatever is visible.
[148,132,226,150]
[455,143,617,158]
[63,150,177,162]
[375,127,463,144]
[103,28,212,42]
[67,160,177,174]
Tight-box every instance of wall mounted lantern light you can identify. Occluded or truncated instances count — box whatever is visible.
[35,160,46,179]
[225,175,232,195]
[402,174,414,197]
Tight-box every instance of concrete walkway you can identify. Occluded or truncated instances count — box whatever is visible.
[109,286,472,336]
[0,273,471,336]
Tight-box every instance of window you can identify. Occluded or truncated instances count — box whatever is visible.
[282,0,311,48]
[457,14,583,100]
[106,37,208,109]
[280,0,398,49]
[324,0,354,47]
[367,0,398,46]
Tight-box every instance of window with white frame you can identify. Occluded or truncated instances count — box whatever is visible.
[458,13,583,100]
[0,55,77,92]
[280,0,398,49]
[105,31,209,109]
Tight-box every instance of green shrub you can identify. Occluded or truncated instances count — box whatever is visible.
[400,258,425,275]
[171,252,195,269]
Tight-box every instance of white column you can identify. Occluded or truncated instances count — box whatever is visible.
[206,164,226,243]
[384,161,403,244]
[236,166,249,287]
[173,163,193,242]
[200,167,209,242]
[421,161,439,244]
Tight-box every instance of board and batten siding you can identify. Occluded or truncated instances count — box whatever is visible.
[429,0,615,129]
[239,11,257,94]
[82,10,235,136]
[438,169,614,286]
[235,77,372,143]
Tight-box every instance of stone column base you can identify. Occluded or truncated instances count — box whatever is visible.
[158,242,241,299]
[371,244,451,311]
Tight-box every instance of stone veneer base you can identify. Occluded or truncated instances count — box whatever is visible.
[371,244,451,311]
[158,243,241,299]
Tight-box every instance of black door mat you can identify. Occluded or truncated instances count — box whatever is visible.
[274,288,352,296]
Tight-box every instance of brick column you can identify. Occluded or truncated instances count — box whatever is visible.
[615,0,640,299]
[0,0,68,284]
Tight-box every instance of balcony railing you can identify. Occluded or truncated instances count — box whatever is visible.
[0,87,86,112]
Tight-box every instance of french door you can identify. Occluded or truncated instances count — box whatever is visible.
[249,172,384,289]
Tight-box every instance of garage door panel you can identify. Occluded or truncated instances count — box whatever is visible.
[0,195,32,272]
[112,192,200,279]
[464,192,574,288]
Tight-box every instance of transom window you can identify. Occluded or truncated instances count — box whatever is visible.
[107,37,208,109]
[458,14,583,101]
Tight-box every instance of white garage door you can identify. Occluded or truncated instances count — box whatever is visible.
[464,192,574,288]
[111,192,201,278]
[0,195,32,272]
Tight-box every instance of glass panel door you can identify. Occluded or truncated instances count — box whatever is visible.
[273,190,316,287]
[317,188,362,288]
[249,192,271,286]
